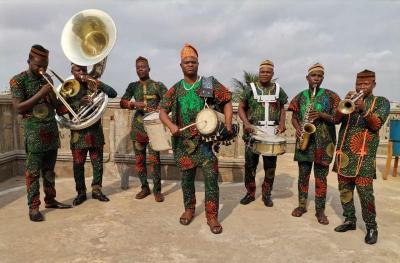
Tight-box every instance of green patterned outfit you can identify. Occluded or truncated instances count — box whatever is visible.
[10,70,60,209]
[160,77,231,221]
[120,79,167,193]
[240,82,288,198]
[288,88,340,211]
[333,95,390,229]
[57,81,117,194]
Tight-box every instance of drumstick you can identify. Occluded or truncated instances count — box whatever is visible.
[179,120,207,132]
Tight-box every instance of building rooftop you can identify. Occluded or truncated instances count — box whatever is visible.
[1,153,399,262]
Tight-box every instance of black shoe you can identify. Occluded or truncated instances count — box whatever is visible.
[334,221,356,232]
[365,228,378,245]
[45,200,72,209]
[240,193,255,205]
[29,209,44,222]
[262,195,273,207]
[73,193,87,206]
[92,191,110,202]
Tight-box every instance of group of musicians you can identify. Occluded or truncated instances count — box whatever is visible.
[10,43,390,244]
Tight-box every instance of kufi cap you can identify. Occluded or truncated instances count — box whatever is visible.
[180,43,198,60]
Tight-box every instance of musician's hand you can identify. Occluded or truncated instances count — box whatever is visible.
[345,91,356,99]
[80,95,92,107]
[355,99,365,112]
[295,128,302,139]
[226,123,233,134]
[244,122,254,134]
[308,110,320,123]
[131,101,147,109]
[79,74,94,83]
[276,124,286,134]
[169,124,180,136]
[40,83,53,97]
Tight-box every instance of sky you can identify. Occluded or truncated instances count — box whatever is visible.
[1,0,399,101]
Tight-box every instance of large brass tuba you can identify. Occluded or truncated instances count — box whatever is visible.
[55,9,116,130]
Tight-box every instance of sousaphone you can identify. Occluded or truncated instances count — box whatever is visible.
[56,9,117,130]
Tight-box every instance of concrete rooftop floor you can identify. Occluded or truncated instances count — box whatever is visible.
[0,154,399,263]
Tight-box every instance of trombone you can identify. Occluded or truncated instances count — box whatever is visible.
[338,91,364,114]
[39,69,81,121]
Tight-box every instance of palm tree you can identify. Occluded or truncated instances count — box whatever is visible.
[231,71,259,103]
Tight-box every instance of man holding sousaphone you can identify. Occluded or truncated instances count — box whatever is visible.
[238,60,288,207]
[10,45,72,222]
[333,70,390,245]
[120,56,168,202]
[288,63,340,225]
[159,43,233,234]
[57,63,117,206]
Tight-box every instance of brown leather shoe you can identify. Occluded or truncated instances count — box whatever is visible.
[154,192,165,202]
[207,218,223,234]
[179,209,195,225]
[291,207,307,217]
[315,211,329,225]
[135,187,151,199]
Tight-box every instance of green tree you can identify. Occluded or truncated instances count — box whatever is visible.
[231,71,259,103]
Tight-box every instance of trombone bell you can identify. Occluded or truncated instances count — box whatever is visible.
[60,79,80,98]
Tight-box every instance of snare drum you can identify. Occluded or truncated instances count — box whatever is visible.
[251,133,286,156]
[196,108,238,142]
[143,112,172,151]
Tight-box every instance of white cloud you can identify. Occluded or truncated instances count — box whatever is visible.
[0,0,399,101]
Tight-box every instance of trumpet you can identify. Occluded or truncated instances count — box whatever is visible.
[338,91,364,115]
[298,85,317,151]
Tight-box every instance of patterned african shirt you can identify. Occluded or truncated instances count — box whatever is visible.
[57,80,117,150]
[288,88,340,166]
[240,81,288,142]
[10,70,60,153]
[120,79,168,142]
[160,76,232,170]
[333,95,390,178]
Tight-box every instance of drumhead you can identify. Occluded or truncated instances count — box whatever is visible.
[196,108,217,135]
[143,112,159,121]
[252,134,286,143]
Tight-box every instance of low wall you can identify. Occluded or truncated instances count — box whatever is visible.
[1,94,399,183]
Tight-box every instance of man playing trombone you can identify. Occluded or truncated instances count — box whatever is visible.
[333,70,390,245]
[10,45,72,222]
[57,63,117,206]
[288,63,340,225]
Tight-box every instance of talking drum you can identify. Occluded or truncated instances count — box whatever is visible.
[251,134,286,156]
[143,112,172,151]
[196,108,238,142]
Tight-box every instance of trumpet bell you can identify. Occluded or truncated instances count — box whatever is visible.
[338,99,355,115]
[61,9,116,66]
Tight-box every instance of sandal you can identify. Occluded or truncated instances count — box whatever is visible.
[316,212,329,225]
[291,207,307,217]
[207,218,223,234]
[179,209,195,225]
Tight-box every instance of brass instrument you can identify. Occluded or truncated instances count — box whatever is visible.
[39,70,81,121]
[54,9,116,130]
[338,91,364,115]
[298,86,317,151]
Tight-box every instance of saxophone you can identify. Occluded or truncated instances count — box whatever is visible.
[298,85,317,150]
